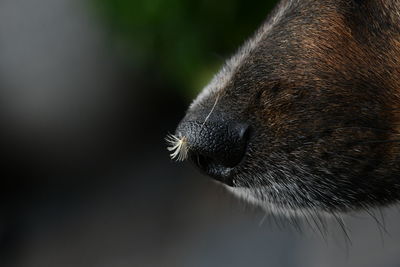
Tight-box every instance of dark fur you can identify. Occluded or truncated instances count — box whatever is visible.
[175,0,400,213]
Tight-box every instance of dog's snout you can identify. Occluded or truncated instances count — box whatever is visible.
[176,120,249,185]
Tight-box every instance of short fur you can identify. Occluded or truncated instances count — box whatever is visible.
[173,0,400,214]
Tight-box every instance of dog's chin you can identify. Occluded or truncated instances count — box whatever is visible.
[224,184,335,217]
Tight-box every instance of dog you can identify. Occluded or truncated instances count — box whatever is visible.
[168,0,400,216]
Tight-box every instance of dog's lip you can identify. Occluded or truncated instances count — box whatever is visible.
[189,153,234,185]
[206,164,235,186]
[189,141,251,187]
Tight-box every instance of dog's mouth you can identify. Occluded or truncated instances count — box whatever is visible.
[189,153,236,186]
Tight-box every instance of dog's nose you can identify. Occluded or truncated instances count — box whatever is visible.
[176,120,249,185]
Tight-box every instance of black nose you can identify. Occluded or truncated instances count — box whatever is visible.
[176,120,249,185]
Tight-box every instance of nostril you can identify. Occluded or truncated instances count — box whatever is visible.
[218,122,250,167]
[222,124,249,167]
[176,120,250,184]
[237,123,250,139]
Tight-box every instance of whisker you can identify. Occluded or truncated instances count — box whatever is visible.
[331,212,352,255]
[258,213,268,227]
[364,208,389,236]
[200,92,220,130]
[166,134,189,161]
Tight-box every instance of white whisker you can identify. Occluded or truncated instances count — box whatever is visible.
[200,92,220,130]
[166,134,189,161]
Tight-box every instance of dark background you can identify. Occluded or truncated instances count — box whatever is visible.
[1,0,400,266]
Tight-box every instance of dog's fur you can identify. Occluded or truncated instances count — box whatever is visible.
[173,0,400,215]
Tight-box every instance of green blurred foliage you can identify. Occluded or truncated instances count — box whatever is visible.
[91,0,278,98]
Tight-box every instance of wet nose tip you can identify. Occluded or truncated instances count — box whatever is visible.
[176,120,250,183]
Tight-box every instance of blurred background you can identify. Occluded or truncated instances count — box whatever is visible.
[1,0,400,266]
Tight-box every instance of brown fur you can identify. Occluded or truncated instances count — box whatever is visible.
[174,0,400,212]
